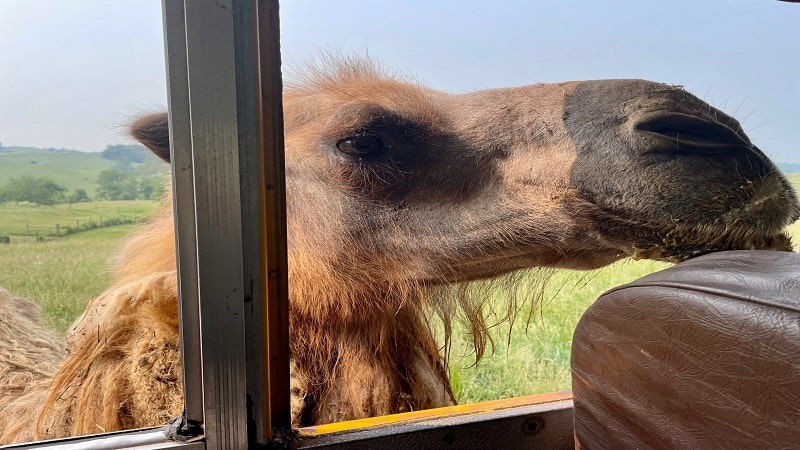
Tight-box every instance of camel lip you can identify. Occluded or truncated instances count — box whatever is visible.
[718,175,800,231]
[591,167,799,263]
[619,207,797,263]
[628,230,795,263]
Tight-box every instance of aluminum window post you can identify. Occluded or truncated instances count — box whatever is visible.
[162,0,289,447]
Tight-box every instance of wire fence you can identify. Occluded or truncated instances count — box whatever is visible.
[0,215,146,243]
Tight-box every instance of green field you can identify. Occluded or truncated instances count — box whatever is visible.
[0,225,143,332]
[0,200,160,332]
[0,200,158,239]
[0,175,798,404]
[0,147,115,197]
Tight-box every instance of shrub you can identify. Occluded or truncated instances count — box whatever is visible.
[0,175,66,205]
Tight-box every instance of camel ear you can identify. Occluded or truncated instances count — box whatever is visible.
[130,113,171,163]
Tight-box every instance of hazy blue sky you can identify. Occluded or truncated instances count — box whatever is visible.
[1,0,798,162]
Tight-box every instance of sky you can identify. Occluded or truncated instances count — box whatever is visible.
[1,0,798,163]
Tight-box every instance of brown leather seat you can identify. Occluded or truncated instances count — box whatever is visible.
[571,250,800,449]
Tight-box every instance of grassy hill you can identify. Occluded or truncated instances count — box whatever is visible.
[0,147,115,197]
[0,146,168,198]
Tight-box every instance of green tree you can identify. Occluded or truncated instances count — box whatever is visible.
[67,188,91,203]
[138,175,166,200]
[96,165,168,201]
[96,168,130,200]
[0,175,66,205]
[96,168,146,200]
[101,144,157,165]
[121,177,140,200]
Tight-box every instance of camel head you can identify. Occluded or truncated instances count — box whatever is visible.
[132,61,798,315]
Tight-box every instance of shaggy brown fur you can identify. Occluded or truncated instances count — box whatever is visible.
[1,59,797,443]
[0,289,64,442]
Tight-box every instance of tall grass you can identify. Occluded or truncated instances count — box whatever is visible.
[0,200,160,333]
[0,225,142,333]
[448,260,669,402]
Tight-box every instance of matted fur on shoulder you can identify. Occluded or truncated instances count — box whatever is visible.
[0,288,65,442]
[0,276,182,442]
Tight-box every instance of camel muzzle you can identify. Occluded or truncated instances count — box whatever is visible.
[562,79,798,259]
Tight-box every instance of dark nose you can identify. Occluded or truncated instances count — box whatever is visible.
[565,78,796,226]
[563,79,758,153]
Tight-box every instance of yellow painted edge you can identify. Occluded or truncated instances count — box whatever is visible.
[298,390,573,436]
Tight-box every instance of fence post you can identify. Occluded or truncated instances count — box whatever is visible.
[26,224,29,234]
[56,224,61,236]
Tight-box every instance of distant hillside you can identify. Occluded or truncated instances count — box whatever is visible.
[100,144,165,166]
[0,147,114,197]
[0,146,167,198]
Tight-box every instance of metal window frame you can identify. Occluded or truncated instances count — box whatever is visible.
[4,1,575,449]
[163,0,291,447]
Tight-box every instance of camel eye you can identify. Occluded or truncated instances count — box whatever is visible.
[336,135,383,156]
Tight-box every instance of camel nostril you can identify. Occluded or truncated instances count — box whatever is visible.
[634,113,749,149]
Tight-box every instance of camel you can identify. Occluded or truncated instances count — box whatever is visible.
[0,288,64,417]
[0,59,798,443]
